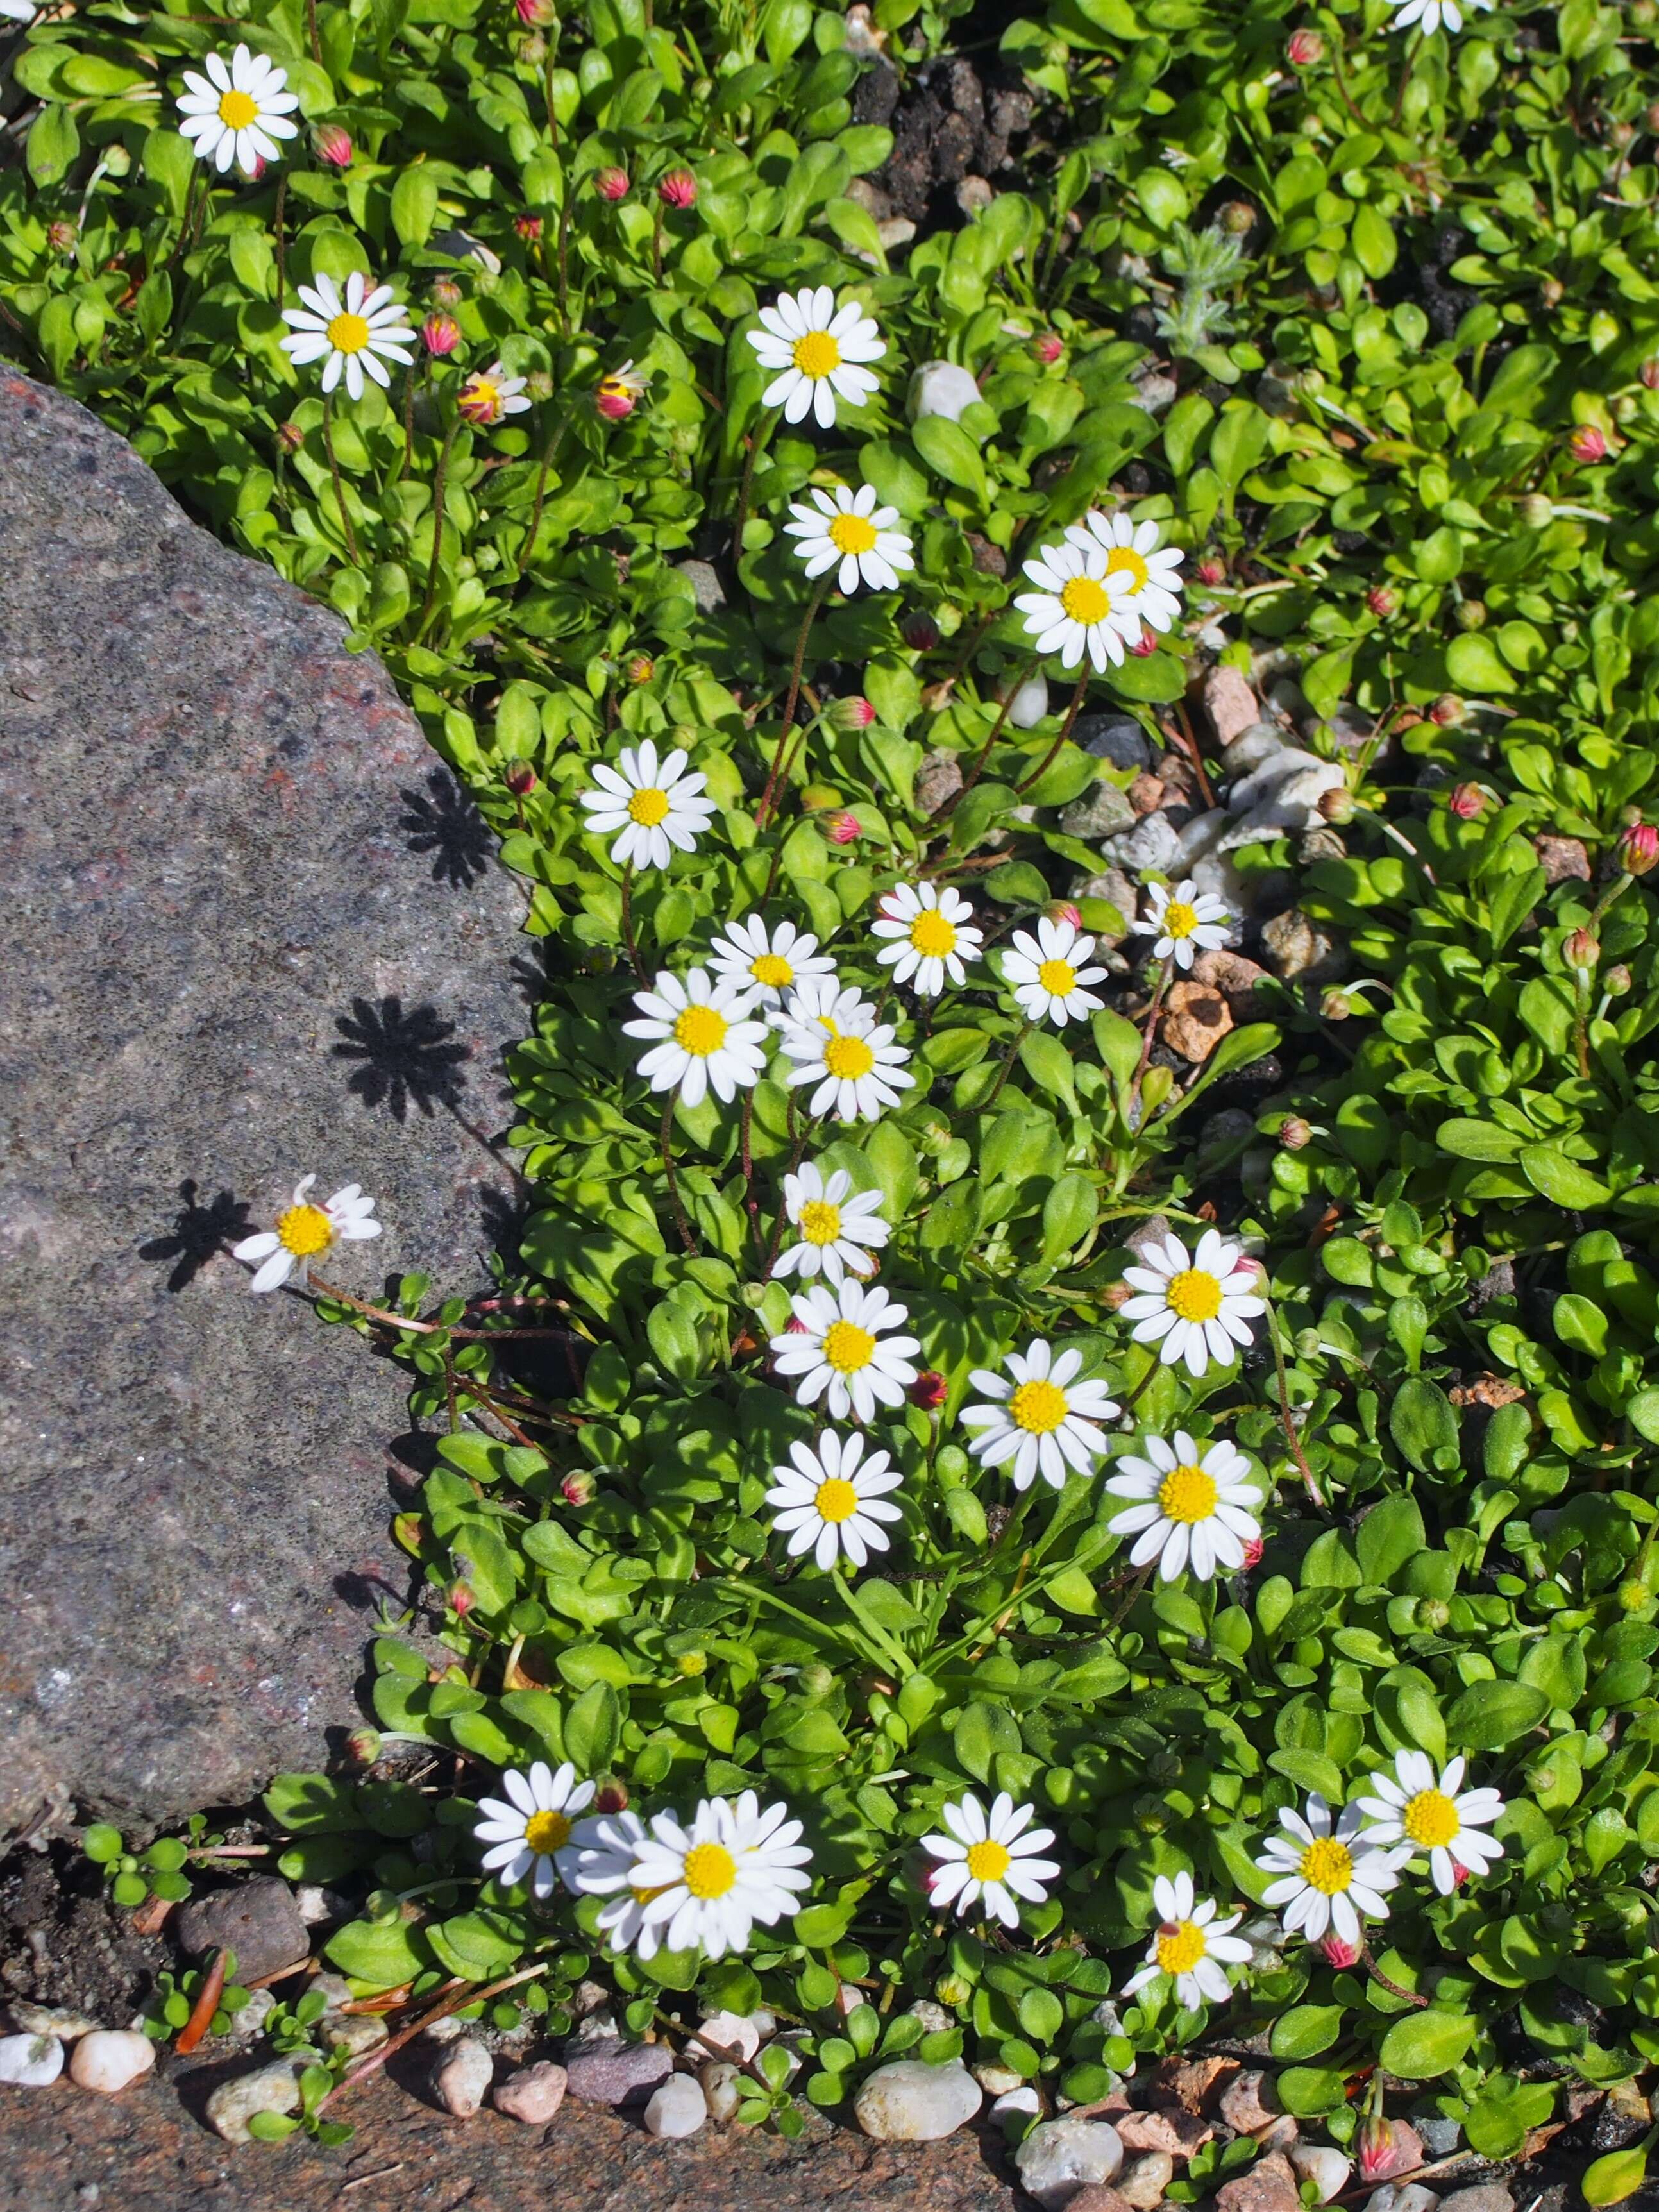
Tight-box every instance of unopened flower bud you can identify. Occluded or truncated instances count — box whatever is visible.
[1240,1535,1265,1569]
[1568,423,1607,464]
[430,275,464,310]
[451,1581,475,1617]
[1219,199,1256,235]
[422,312,461,357]
[676,1648,707,1678]
[593,167,630,201]
[1619,822,1659,875]
[1288,27,1324,64]
[902,609,940,651]
[1033,332,1065,364]
[626,655,655,685]
[46,217,77,255]
[1429,693,1463,727]
[1415,1596,1450,1632]
[910,1370,948,1410]
[825,811,861,846]
[560,1469,596,1507]
[1320,1934,1360,1969]
[246,153,268,183]
[1455,598,1487,630]
[1320,990,1351,1022]
[1519,493,1554,528]
[935,1973,972,2009]
[800,1663,836,1697]
[1643,358,1659,392]
[517,28,547,60]
[1102,1280,1132,1312]
[504,759,539,797]
[1366,584,1397,618]
[515,212,543,241]
[516,0,558,21]
[1318,786,1355,825]
[1130,628,1158,657]
[1197,557,1227,586]
[659,169,697,208]
[1047,900,1082,928]
[1619,1578,1653,1614]
[1278,1117,1312,1150]
[312,122,353,169]
[1449,782,1486,818]
[346,1727,382,1768]
[1358,2113,1412,2182]
[277,419,305,453]
[593,1775,628,1811]
[1604,963,1633,997]
[830,695,877,730]
[522,369,553,403]
[1565,928,1599,972]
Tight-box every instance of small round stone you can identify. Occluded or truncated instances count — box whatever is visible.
[69,2030,155,2095]
[1015,2116,1125,2211]
[700,2059,743,2124]
[1118,2149,1176,2211]
[854,2058,982,2141]
[1290,2144,1353,2203]
[0,2033,64,2088]
[432,2038,494,2119]
[695,2009,760,2064]
[494,2060,568,2125]
[991,2086,1042,2118]
[9,2004,100,2041]
[206,2061,303,2144]
[644,2073,708,2139]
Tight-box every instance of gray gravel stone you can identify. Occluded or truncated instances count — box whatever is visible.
[562,2039,675,2106]
[1438,2190,1512,2212]
[0,372,526,1836]
[854,2057,982,2141]
[675,557,727,612]
[176,1879,308,1985]
[1075,713,1152,772]
[1102,811,1182,876]
[1061,782,1136,841]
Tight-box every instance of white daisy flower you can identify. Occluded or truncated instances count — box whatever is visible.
[746,285,886,428]
[707,915,835,1009]
[870,882,983,998]
[1014,535,1137,673]
[595,1794,813,1961]
[1255,1795,1403,1948]
[772,977,914,1124]
[458,359,532,426]
[1105,1431,1261,1582]
[1354,1753,1505,1896]
[922,1791,1061,1930]
[769,1279,920,1424]
[1390,0,1487,33]
[472,1760,596,1900]
[764,1430,904,1570]
[1133,878,1231,971]
[1000,914,1107,1026]
[961,1338,1120,1493]
[783,482,914,596]
[563,1809,662,1956]
[1122,1872,1252,2011]
[1064,511,1186,635]
[232,1174,381,1294]
[177,45,299,174]
[772,1161,891,1287]
[1120,1229,1266,1378]
[577,739,716,873]
[623,968,769,1108]
[280,271,416,401]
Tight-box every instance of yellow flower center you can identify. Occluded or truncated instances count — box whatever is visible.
[1060,576,1111,625]
[792,330,842,378]
[823,1033,875,1081]
[828,512,879,556]
[750,952,793,988]
[1165,1267,1223,1322]
[276,1203,333,1258]
[462,375,500,418]
[815,1476,860,1524]
[1104,546,1152,593]
[822,1319,877,1374]
[1007,1379,1069,1435]
[1402,1789,1461,1849]
[1037,958,1077,997]
[909,910,958,958]
[1162,899,1199,939]
[1158,1464,1219,1524]
[682,1842,738,1900]
[1299,1837,1354,1895]
[630,1880,672,1905]
[1155,1919,1208,1975]
[627,785,670,825]
[326,312,372,355]
[523,1809,572,1855]
[964,1839,1012,1884]
[673,1004,728,1058]
[217,88,259,129]
[798,1199,842,1247]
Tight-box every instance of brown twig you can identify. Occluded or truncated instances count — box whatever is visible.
[1272,1315,1324,1508]
[756,581,829,827]
[1360,1941,1428,2007]
[620,859,647,985]
[174,1948,228,2056]
[1013,669,1090,795]
[321,1971,549,2107]
[661,1095,698,1254]
[1171,697,1216,807]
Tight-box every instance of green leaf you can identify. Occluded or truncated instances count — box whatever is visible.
[26,101,80,187]
[1583,2143,1652,2206]
[1520,1146,1612,1210]
[1358,1493,1426,1586]
[911,414,988,507]
[1269,2003,1345,2060]
[1446,632,1517,694]
[646,1299,705,1381]
[1390,1378,1458,1473]
[1018,1029,1078,1113]
[1446,1680,1549,1750]
[390,166,440,248]
[1486,865,1546,952]
[564,1681,621,1775]
[1041,1173,1097,1262]
[1377,2009,1477,2079]
[426,1910,523,1982]
[324,1917,434,1990]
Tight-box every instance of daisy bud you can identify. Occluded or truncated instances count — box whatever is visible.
[626,655,655,685]
[1197,557,1227,586]
[515,213,544,241]
[246,155,269,183]
[1415,1596,1451,1632]
[1288,27,1324,63]
[560,1469,596,1507]
[1618,1577,1653,1612]
[1429,693,1463,727]
[593,1776,629,1812]
[430,275,464,309]
[1219,200,1256,235]
[451,1581,475,1617]
[1567,423,1607,464]
[1366,584,1397,618]
[1449,782,1486,818]
[659,169,697,208]
[1319,1934,1360,1969]
[516,0,558,19]
[277,420,305,453]
[517,26,547,58]
[346,1727,383,1768]
[504,759,539,796]
[676,1648,707,1677]
[312,123,353,169]
[1033,332,1065,364]
[1642,359,1659,391]
[594,167,630,201]
[422,313,461,357]
[1564,927,1599,972]
[1519,493,1554,528]
[1278,1117,1312,1150]
[825,811,862,846]
[1102,1280,1132,1312]
[1130,629,1159,657]
[1358,2113,1406,2181]
[1241,1534,1265,1569]
[1047,900,1082,928]
[1605,963,1633,997]
[910,1370,948,1410]
[46,217,77,255]
[1619,822,1659,875]
[524,369,554,401]
[1449,1861,1472,1887]
[827,695,876,732]
[1321,990,1351,1022]
[935,1973,972,2009]
[1318,786,1355,825]
[901,609,941,651]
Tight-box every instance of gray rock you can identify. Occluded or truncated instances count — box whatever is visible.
[1221,722,1289,777]
[0,373,524,1836]
[1219,748,1346,850]
[205,2059,305,2144]
[1173,807,1230,868]
[176,1880,308,1986]
[915,747,964,815]
[1260,908,1348,985]
[1409,2114,1463,2157]
[563,2038,675,2106]
[675,557,727,612]
[1130,371,1179,416]
[1075,714,1152,772]
[1189,848,1249,915]
[1365,2189,1440,2212]
[1438,2191,1512,2212]
[644,2072,708,2138]
[854,2057,982,2141]
[1061,782,1136,842]
[1102,811,1182,877]
[1015,2115,1125,2208]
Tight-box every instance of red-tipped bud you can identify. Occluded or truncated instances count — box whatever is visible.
[1620,822,1659,875]
[1278,1117,1312,1151]
[430,275,464,310]
[1320,1934,1360,1969]
[659,169,697,208]
[1567,423,1607,464]
[515,212,544,241]
[1449,1861,1472,1887]
[246,153,269,183]
[277,420,305,453]
[902,609,940,652]
[593,167,630,201]
[910,1371,948,1410]
[1197,557,1227,586]
[626,655,655,686]
[505,759,539,797]
[451,1581,475,1617]
[346,1726,383,1768]
[1367,585,1397,618]
[1288,28,1325,63]
[1047,900,1082,928]
[1564,927,1599,972]
[1240,1535,1265,1569]
[1130,629,1158,657]
[593,1777,629,1813]
[1033,333,1065,364]
[46,218,77,255]
[1643,359,1659,392]
[312,123,353,169]
[422,312,461,358]
[516,0,557,21]
[1429,693,1463,727]
[830,695,877,730]
[825,811,861,846]
[1102,1281,1132,1312]
[560,1469,596,1507]
[1448,782,1486,819]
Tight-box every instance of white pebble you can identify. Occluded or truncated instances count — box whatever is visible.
[1365,2189,1440,2212]
[695,2009,760,2064]
[909,360,982,424]
[700,2059,743,2124]
[1292,2144,1354,2202]
[432,2038,494,2119]
[321,2013,387,2059]
[206,2061,303,2144]
[854,2057,982,2141]
[422,2011,467,2045]
[644,2072,708,2138]
[1015,2115,1125,2210]
[0,2033,63,2087]
[1004,674,1051,730]
[991,2086,1042,2117]
[69,2030,155,2095]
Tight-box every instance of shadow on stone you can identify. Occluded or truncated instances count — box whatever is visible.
[138,1179,254,1292]
[400,768,493,890]
[333,994,471,1122]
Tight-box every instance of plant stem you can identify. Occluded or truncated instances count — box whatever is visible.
[661,1095,698,1253]
[986,1018,1033,1107]
[619,859,646,984]
[1171,697,1216,807]
[323,1966,547,2106]
[307,0,322,65]
[833,1566,912,1678]
[518,413,568,568]
[1129,957,1172,1109]
[1361,1943,1427,2008]
[1272,1314,1324,1507]
[273,171,287,311]
[939,655,1037,820]
[555,187,573,332]
[730,410,773,568]
[1392,28,1424,125]
[1013,669,1090,795]
[756,580,829,827]
[417,414,462,636]
[740,1089,762,1260]
[320,394,361,568]
[652,204,664,283]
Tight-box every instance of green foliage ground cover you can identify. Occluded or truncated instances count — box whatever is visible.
[8,0,1659,2181]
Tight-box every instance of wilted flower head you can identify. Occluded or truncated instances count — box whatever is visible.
[901,609,940,651]
[659,169,697,207]
[46,218,77,255]
[504,759,539,797]
[458,360,531,426]
[514,212,544,241]
[594,166,629,200]
[1429,694,1463,727]
[626,655,655,686]
[911,1370,948,1410]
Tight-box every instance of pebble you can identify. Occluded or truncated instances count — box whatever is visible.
[1130,371,1179,416]
[1290,2144,1352,2202]
[321,2013,388,2059]
[1534,833,1590,884]
[695,2009,760,2064]
[1260,906,1346,984]
[1118,2107,1213,2156]
[1163,980,1234,1063]
[674,558,725,614]
[644,2073,708,2138]
[1222,722,1290,776]
[573,2009,620,2043]
[1438,2190,1513,2212]
[1066,2193,1134,2212]
[1365,2188,1440,2212]
[1410,2115,1462,2157]
[423,2012,467,2045]
[494,2060,568,2125]
[206,2061,303,2144]
[1192,947,1268,1017]
[226,1986,276,2041]
[700,2059,743,2123]
[909,360,982,423]
[564,2038,674,2106]
[176,1878,308,1985]
[1061,783,1136,841]
[1076,714,1152,772]
[1219,2070,1283,2132]
[1015,2115,1125,2208]
[877,216,916,251]
[1204,665,1262,748]
[69,2030,155,2095]
[1103,810,1181,875]
[915,747,964,815]
[432,2038,493,2119]
[991,2086,1042,2117]
[1004,674,1050,730]
[974,2061,1025,2095]
[1215,2150,1302,2212]
[854,2057,982,2141]
[9,2003,100,2041]
[0,2032,64,2086]
[1118,2150,1175,2209]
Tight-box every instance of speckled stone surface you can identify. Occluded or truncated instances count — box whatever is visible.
[0,371,526,1836]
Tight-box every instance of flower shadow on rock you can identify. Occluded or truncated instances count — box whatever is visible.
[332,995,471,1122]
[400,769,494,890]
[138,1178,254,1291]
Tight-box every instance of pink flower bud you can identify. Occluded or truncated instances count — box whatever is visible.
[312,123,353,169]
[826,811,861,846]
[1429,693,1463,727]
[1449,1861,1472,1887]
[1102,1281,1131,1312]
[422,312,461,358]
[1288,27,1324,63]
[594,167,630,201]
[593,1776,629,1812]
[1241,1535,1265,1569]
[1643,359,1659,392]
[830,695,876,730]
[451,1582,475,1617]
[910,1371,948,1410]
[1568,423,1607,464]
[1047,900,1082,928]
[1197,557,1227,586]
[46,218,77,255]
[246,154,269,183]
[659,169,697,208]
[504,759,539,797]
[1449,782,1486,819]
[515,0,557,20]
[1130,628,1158,657]
[346,1726,382,1768]
[1278,1117,1311,1151]
[560,1469,596,1507]
[784,1315,810,1335]
[1564,927,1599,972]
[514,213,544,241]
[1359,2115,1424,2182]
[595,361,644,420]
[626,655,655,685]
[1620,822,1659,876]
[902,610,940,652]
[1033,333,1065,364]
[1320,1934,1360,1969]
[277,420,305,453]
[430,275,464,310]
[1367,585,1397,618]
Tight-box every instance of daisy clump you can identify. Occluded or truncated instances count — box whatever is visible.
[922,1792,1061,1929]
[773,978,914,1124]
[573,1794,812,1961]
[747,286,886,427]
[1120,1229,1266,1376]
